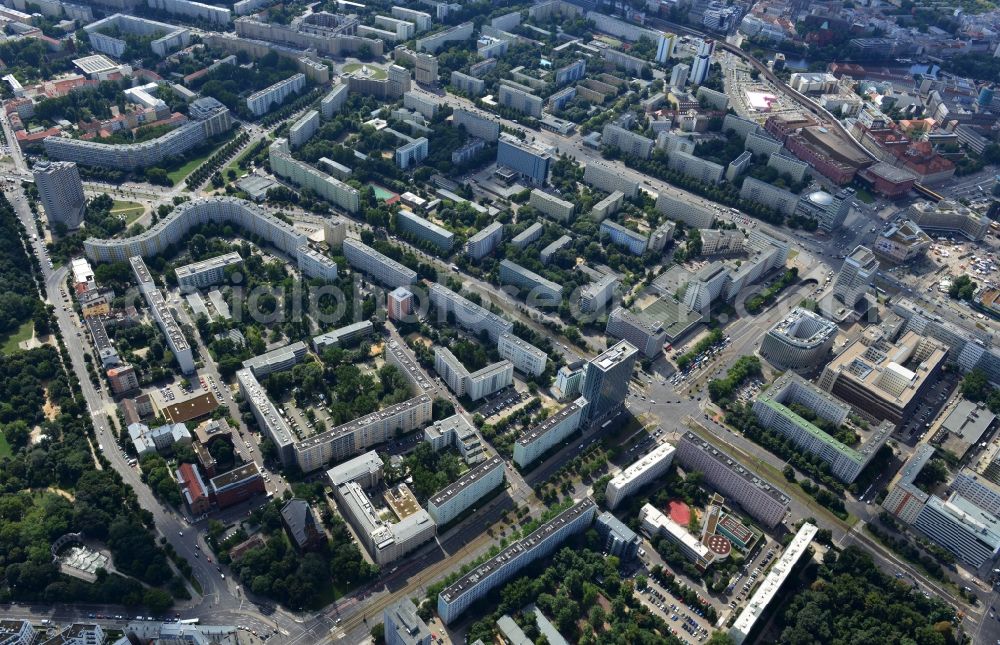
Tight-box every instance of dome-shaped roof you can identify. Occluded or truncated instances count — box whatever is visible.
[808,190,834,206]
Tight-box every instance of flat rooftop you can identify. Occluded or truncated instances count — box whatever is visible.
[439,498,595,605]
[730,523,818,644]
[210,462,260,489]
[175,251,242,280]
[515,400,583,447]
[680,432,791,505]
[428,455,503,508]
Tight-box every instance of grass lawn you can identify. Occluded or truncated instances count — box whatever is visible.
[854,187,875,204]
[0,320,33,354]
[111,200,145,226]
[342,63,387,79]
[169,148,217,185]
[223,137,265,181]
[0,432,10,458]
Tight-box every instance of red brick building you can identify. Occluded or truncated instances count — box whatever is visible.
[209,463,265,509]
[177,463,211,516]
[858,162,917,198]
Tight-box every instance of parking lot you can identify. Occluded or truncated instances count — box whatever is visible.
[637,577,713,644]
[477,387,529,418]
[899,371,960,441]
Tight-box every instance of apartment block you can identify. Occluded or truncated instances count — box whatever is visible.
[513,399,585,468]
[175,252,242,290]
[595,511,640,560]
[453,107,499,141]
[767,153,809,182]
[451,71,485,96]
[499,259,563,305]
[296,394,433,472]
[429,283,513,341]
[437,499,596,624]
[395,137,429,169]
[649,219,675,253]
[343,238,417,288]
[269,139,360,213]
[580,273,618,314]
[107,364,140,395]
[667,150,724,184]
[602,123,654,159]
[529,189,575,221]
[288,109,320,148]
[675,431,789,527]
[320,83,349,119]
[745,131,783,157]
[498,332,547,377]
[726,150,753,182]
[242,341,307,379]
[85,14,189,57]
[584,162,638,198]
[600,220,648,255]
[729,524,818,645]
[148,0,230,24]
[511,221,544,249]
[540,235,572,264]
[427,455,504,525]
[33,160,85,230]
[246,73,305,116]
[655,193,713,228]
[44,107,231,171]
[237,368,296,465]
[415,21,474,53]
[606,442,676,510]
[739,177,799,216]
[499,83,543,117]
[391,6,432,31]
[754,374,893,483]
[434,347,513,401]
[131,256,195,374]
[555,59,586,85]
[592,190,625,221]
[466,221,504,260]
[397,209,453,252]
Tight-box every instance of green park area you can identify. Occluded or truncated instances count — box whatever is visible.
[1,320,33,354]
[111,200,145,225]
[169,150,216,184]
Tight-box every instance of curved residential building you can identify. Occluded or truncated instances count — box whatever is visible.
[43,103,232,171]
[82,197,337,280]
[759,307,837,371]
